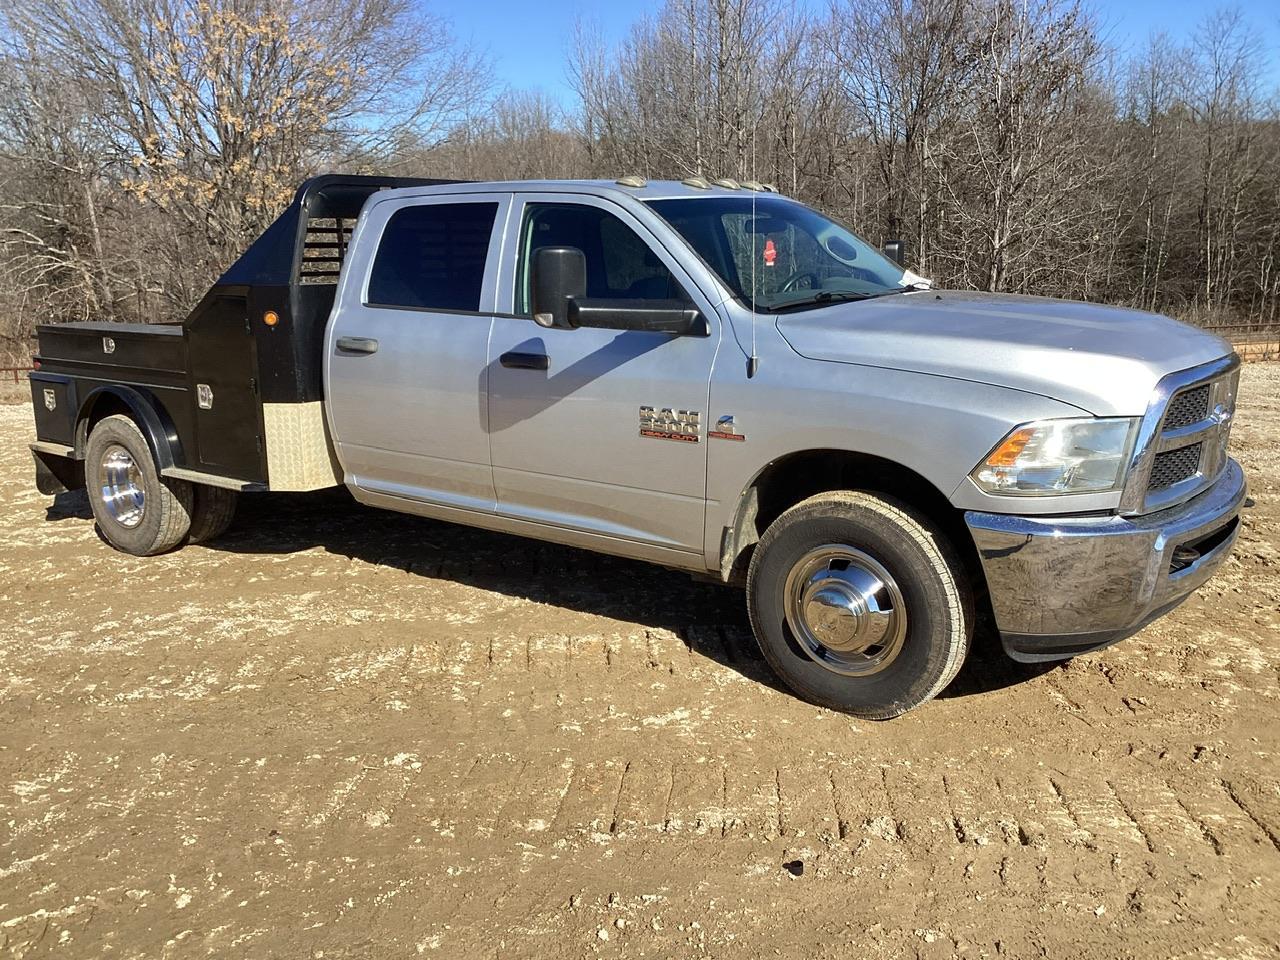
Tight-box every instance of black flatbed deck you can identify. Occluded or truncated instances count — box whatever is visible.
[29,175,460,491]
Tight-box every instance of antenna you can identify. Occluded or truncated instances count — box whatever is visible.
[747,119,760,379]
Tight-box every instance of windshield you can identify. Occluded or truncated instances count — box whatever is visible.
[646,195,911,311]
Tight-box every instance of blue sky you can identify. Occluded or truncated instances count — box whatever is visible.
[443,0,1280,105]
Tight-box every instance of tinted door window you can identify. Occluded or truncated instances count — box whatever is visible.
[368,202,498,311]
[516,203,687,314]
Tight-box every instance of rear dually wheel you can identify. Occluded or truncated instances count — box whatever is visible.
[85,414,193,556]
[187,484,238,544]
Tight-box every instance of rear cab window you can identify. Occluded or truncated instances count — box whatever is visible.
[367,202,499,312]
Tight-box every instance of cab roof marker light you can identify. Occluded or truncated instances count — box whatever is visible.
[712,178,741,189]
[615,175,647,188]
[681,176,711,189]
[741,180,765,191]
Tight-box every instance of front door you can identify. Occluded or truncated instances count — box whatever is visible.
[486,196,720,553]
[326,193,510,510]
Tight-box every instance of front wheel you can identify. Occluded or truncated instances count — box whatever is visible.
[746,491,972,719]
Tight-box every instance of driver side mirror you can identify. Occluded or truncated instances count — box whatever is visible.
[882,239,907,267]
[531,246,587,329]
[530,245,706,336]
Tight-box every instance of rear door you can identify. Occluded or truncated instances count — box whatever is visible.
[326,192,511,510]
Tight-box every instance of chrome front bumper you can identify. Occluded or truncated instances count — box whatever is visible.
[965,458,1247,662]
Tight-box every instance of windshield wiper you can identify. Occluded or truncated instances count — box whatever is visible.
[770,290,874,311]
[867,282,932,298]
[771,283,931,311]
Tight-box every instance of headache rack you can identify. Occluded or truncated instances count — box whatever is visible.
[212,173,464,403]
[299,218,355,283]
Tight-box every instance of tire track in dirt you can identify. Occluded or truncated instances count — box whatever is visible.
[3,369,1280,957]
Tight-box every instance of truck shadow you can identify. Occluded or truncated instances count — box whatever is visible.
[46,486,1054,707]
[213,490,796,695]
[46,488,92,521]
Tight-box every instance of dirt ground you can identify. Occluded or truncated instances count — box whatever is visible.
[1,367,1278,960]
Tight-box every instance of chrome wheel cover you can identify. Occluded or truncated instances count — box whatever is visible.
[783,545,907,676]
[100,445,146,528]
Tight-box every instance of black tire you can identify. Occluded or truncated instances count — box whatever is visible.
[85,414,193,556]
[746,491,972,719]
[188,485,238,544]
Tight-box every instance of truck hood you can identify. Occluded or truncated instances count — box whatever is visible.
[775,291,1233,415]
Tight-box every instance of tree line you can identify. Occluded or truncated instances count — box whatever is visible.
[1,0,1277,361]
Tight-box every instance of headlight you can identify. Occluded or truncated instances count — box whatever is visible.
[971,418,1140,496]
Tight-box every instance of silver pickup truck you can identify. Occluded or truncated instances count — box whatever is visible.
[27,175,1247,717]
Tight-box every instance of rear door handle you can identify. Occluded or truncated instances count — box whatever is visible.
[336,336,379,355]
[500,351,549,371]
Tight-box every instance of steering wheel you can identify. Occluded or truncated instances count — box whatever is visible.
[779,271,820,293]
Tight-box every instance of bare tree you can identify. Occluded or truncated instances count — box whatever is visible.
[826,0,977,274]
[0,0,490,336]
[934,0,1107,291]
[410,90,588,182]
[1186,8,1269,309]
[569,0,816,185]
[2,0,1279,361]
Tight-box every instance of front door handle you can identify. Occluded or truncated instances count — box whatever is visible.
[500,351,549,371]
[336,336,379,355]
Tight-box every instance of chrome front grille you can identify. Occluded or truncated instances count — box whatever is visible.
[1120,355,1240,515]
[1149,442,1202,490]
[1164,384,1210,430]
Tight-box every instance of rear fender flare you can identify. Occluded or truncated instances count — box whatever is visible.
[74,385,182,471]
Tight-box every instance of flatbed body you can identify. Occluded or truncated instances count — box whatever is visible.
[31,175,454,492]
